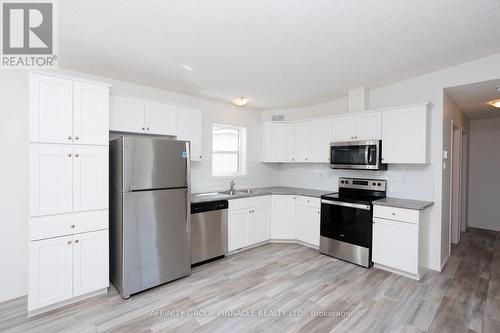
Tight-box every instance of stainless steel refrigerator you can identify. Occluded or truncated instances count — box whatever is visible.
[109,136,191,299]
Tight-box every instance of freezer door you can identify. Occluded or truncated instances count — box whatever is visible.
[123,136,190,191]
[121,188,191,297]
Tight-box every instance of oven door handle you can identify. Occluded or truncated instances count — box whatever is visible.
[321,199,371,211]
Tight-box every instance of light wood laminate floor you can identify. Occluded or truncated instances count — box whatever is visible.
[1,227,499,333]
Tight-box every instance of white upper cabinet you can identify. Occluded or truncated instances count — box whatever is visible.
[145,102,177,136]
[109,95,145,133]
[331,116,354,142]
[272,122,295,162]
[294,122,309,162]
[72,230,109,297]
[331,112,381,142]
[307,119,332,162]
[382,104,429,164]
[73,146,109,212]
[28,235,73,311]
[177,106,202,161]
[30,144,73,217]
[30,74,73,144]
[73,82,110,145]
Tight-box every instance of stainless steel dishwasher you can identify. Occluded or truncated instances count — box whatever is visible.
[191,200,228,265]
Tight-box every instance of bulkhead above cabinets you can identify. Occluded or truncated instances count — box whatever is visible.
[261,103,429,165]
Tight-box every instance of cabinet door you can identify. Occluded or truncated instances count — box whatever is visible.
[73,230,109,297]
[177,106,202,161]
[354,112,382,140]
[382,106,428,164]
[28,236,73,311]
[109,95,146,133]
[29,74,73,144]
[145,102,178,136]
[270,195,296,239]
[294,122,309,162]
[73,146,109,212]
[73,82,109,145]
[272,123,295,162]
[331,116,354,142]
[295,205,320,246]
[29,144,73,217]
[228,209,248,251]
[308,119,332,162]
[372,218,418,274]
[247,205,271,245]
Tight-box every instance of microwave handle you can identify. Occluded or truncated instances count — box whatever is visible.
[365,145,369,164]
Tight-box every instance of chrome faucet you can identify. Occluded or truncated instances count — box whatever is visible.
[229,180,236,194]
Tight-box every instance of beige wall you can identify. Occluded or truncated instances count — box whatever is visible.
[468,118,500,231]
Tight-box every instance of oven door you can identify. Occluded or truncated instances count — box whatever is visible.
[320,199,373,248]
[330,140,381,170]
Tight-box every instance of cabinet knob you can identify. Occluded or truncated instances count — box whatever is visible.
[199,156,202,159]
[292,158,295,161]
[67,153,72,157]
[75,153,79,157]
[67,240,72,245]
[392,213,396,216]
[142,127,145,130]
[146,127,150,130]
[75,239,79,243]
[75,136,79,140]
[67,136,72,140]
[305,158,308,161]
[70,224,75,228]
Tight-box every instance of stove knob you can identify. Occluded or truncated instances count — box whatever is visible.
[372,182,376,186]
[377,182,382,186]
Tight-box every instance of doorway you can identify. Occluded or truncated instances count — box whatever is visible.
[450,123,463,244]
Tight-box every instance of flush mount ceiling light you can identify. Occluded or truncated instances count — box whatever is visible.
[232,97,249,106]
[489,99,500,109]
[181,64,193,71]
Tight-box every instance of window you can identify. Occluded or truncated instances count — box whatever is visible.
[212,125,246,177]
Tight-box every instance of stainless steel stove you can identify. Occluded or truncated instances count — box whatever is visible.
[320,177,386,267]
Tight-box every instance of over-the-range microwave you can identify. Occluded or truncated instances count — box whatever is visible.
[329,140,387,170]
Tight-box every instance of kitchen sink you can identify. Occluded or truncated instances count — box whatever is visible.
[218,189,254,195]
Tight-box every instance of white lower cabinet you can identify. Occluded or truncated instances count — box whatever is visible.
[372,205,429,280]
[270,195,296,239]
[295,205,320,247]
[228,197,271,252]
[28,236,73,311]
[28,229,109,312]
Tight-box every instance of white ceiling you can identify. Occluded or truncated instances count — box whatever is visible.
[446,79,500,120]
[59,0,500,109]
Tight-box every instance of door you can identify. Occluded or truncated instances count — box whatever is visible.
[109,95,146,133]
[73,230,109,297]
[272,122,295,162]
[296,205,320,246]
[29,73,73,144]
[177,106,202,161]
[270,195,296,239]
[320,200,372,248]
[382,106,428,164]
[372,218,418,274]
[73,146,109,212]
[122,188,190,297]
[294,122,309,162]
[308,119,332,162]
[28,236,73,311]
[30,144,73,217]
[145,102,178,136]
[331,116,354,142]
[354,113,382,140]
[122,137,189,191]
[73,82,109,145]
[247,205,271,245]
[228,208,248,251]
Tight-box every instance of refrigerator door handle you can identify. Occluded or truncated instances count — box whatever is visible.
[186,189,191,234]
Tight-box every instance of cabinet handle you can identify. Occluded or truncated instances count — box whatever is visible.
[67,240,72,245]
[75,136,79,140]
[75,239,79,243]
[70,224,75,228]
[67,136,72,140]
[67,153,72,157]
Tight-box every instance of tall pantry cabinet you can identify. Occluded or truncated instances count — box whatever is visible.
[28,73,110,314]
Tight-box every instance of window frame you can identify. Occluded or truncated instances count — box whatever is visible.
[211,124,247,178]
